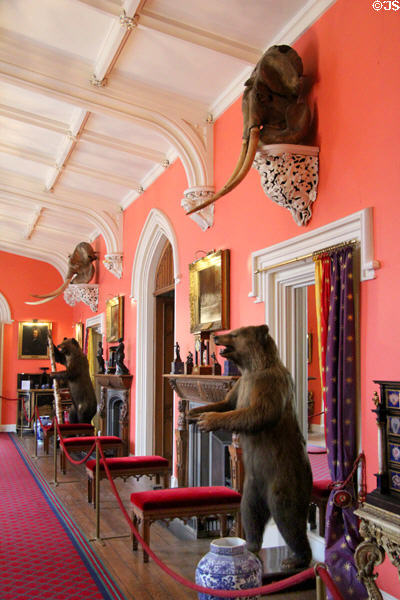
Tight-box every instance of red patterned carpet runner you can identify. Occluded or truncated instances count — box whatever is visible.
[0,433,126,600]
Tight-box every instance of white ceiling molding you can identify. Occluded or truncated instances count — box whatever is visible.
[0,177,122,254]
[0,0,338,263]
[138,10,261,64]
[92,0,144,84]
[24,207,43,240]
[46,110,90,191]
[81,129,166,163]
[0,64,213,190]
[73,0,121,18]
[0,292,13,324]
[0,103,69,134]
[0,29,207,122]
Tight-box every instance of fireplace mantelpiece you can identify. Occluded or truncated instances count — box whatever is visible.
[95,374,133,455]
[164,374,239,487]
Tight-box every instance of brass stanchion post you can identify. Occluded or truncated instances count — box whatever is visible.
[95,437,100,539]
[33,392,38,458]
[53,418,58,486]
[20,394,23,438]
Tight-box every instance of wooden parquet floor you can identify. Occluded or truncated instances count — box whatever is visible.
[14,433,317,600]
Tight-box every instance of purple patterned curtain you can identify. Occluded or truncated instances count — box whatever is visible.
[324,247,367,599]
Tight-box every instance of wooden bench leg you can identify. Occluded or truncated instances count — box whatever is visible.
[220,514,228,537]
[142,518,150,563]
[87,476,92,504]
[44,432,50,455]
[163,473,169,488]
[60,450,66,474]
[132,513,139,551]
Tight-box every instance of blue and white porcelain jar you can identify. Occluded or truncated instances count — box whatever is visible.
[195,537,262,600]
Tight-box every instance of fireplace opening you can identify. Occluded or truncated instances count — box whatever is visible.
[185,403,234,537]
[107,392,124,438]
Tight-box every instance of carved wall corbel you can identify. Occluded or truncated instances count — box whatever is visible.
[253,144,319,226]
[181,186,215,230]
[103,253,123,279]
[63,283,99,313]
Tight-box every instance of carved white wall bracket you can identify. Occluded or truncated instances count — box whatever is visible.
[64,284,99,313]
[103,253,123,279]
[181,186,215,230]
[253,144,319,226]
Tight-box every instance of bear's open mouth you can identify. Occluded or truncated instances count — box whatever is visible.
[219,345,234,357]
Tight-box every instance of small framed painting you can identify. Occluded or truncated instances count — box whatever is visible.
[74,322,84,348]
[106,296,124,342]
[18,321,52,359]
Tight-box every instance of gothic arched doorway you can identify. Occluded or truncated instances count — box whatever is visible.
[153,240,174,466]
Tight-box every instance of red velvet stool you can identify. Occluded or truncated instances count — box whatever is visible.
[60,435,123,474]
[85,455,170,507]
[130,486,242,562]
[308,449,332,537]
[43,423,94,454]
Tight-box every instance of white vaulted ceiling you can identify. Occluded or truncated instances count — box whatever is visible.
[0,0,335,277]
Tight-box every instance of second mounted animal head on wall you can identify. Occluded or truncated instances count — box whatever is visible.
[187,44,311,215]
[26,242,97,305]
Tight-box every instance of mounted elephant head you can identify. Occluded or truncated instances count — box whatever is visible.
[186,45,311,215]
[25,242,97,305]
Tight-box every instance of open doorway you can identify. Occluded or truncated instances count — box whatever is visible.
[306,284,325,447]
[153,240,174,466]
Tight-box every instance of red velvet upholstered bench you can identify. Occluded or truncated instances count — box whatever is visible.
[60,435,123,474]
[86,455,170,507]
[308,448,332,537]
[43,423,94,454]
[130,486,241,562]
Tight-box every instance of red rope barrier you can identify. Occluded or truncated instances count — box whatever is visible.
[95,440,344,599]
[22,400,36,426]
[35,407,53,432]
[315,564,345,600]
[0,394,20,401]
[330,452,367,503]
[55,418,96,466]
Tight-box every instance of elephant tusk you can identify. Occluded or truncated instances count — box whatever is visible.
[30,276,75,299]
[186,126,261,215]
[25,294,61,305]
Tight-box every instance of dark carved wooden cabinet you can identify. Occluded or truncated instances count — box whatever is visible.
[354,380,400,599]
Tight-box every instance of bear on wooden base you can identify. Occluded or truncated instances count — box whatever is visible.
[188,324,312,569]
[51,337,97,424]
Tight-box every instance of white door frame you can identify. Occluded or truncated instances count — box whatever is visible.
[131,209,180,456]
[250,208,379,436]
[0,292,13,430]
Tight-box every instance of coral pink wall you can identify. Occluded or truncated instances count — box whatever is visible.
[1,0,400,594]
[0,251,74,425]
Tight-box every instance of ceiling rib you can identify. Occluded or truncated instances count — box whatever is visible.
[0,140,142,191]
[0,103,166,164]
[138,10,261,63]
[92,0,146,84]
[0,182,121,254]
[0,103,69,134]
[46,110,91,191]
[81,130,166,163]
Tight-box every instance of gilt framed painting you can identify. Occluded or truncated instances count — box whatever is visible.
[18,321,52,359]
[106,296,124,342]
[189,249,230,334]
